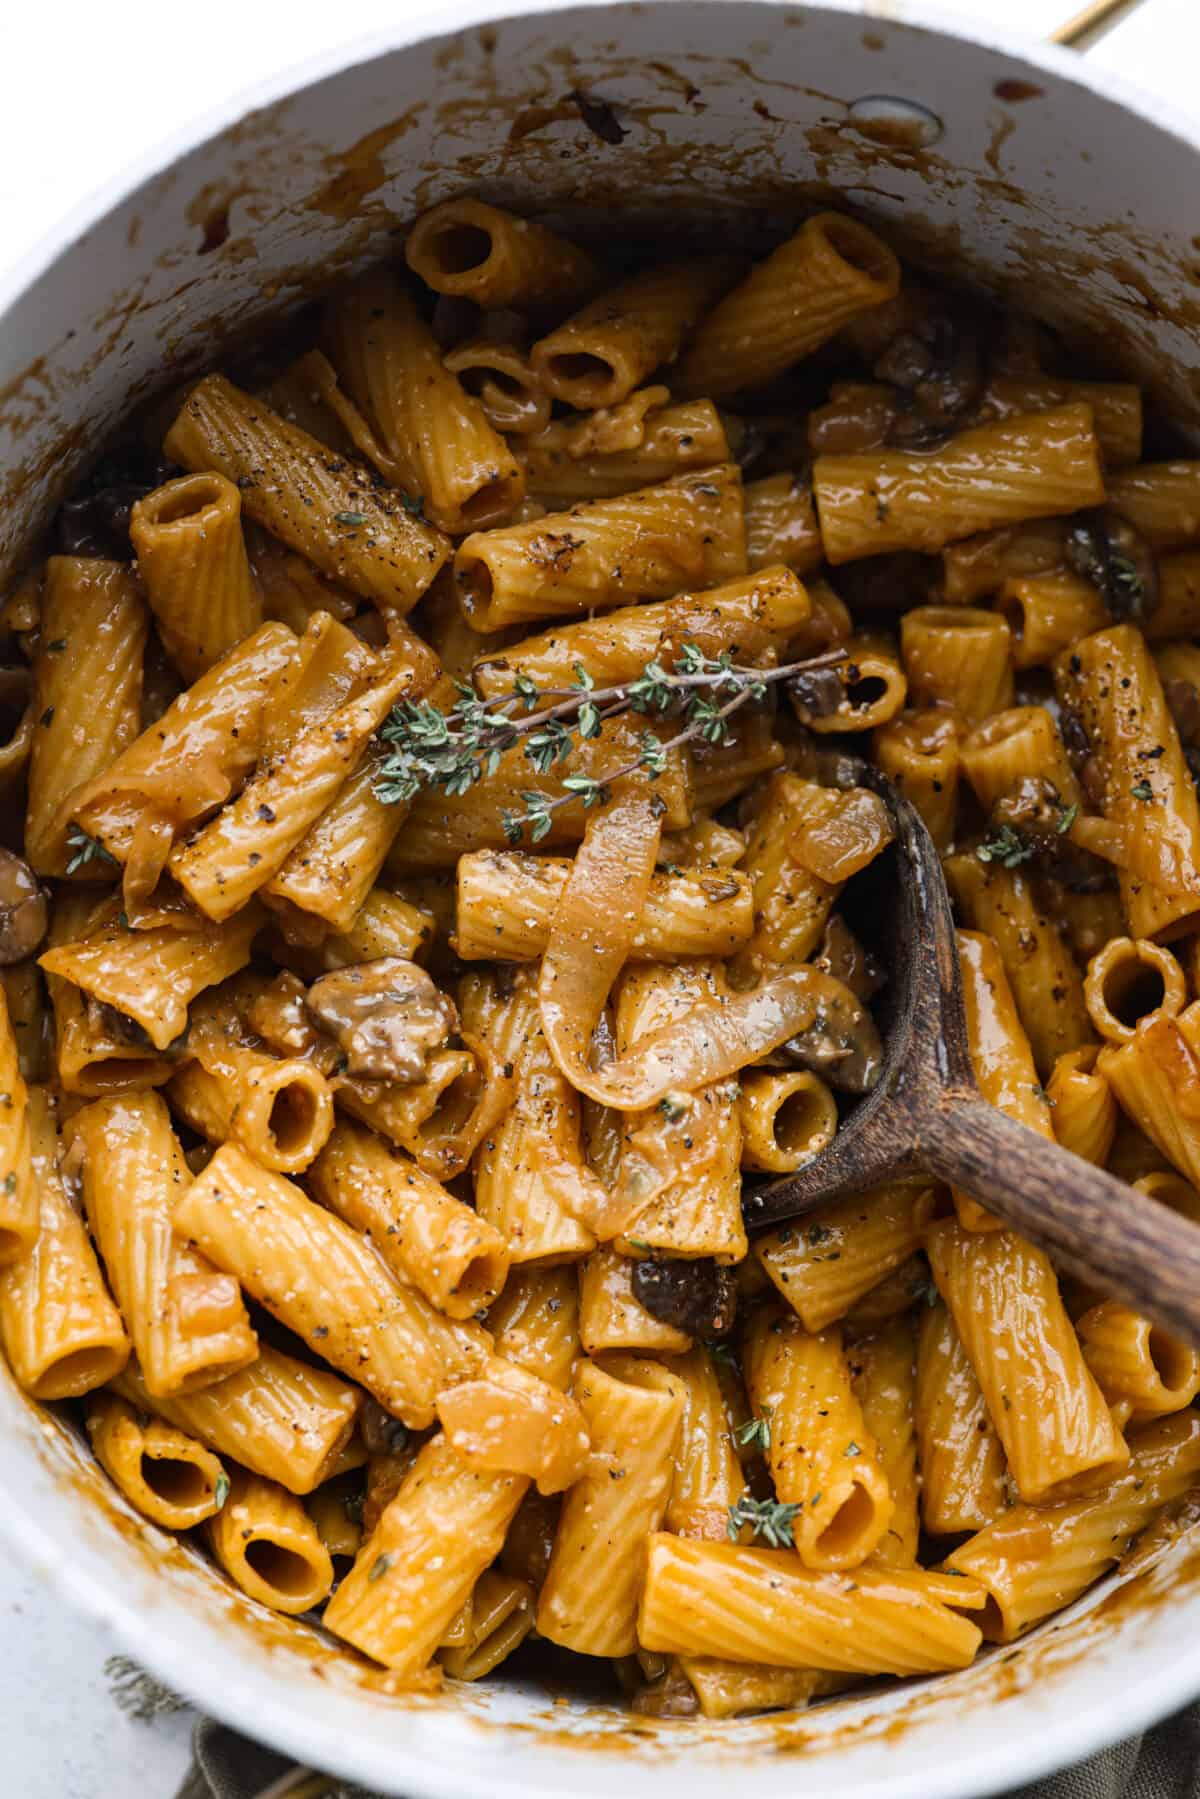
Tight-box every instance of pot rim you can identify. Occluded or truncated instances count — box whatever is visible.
[2,0,1200,334]
[4,3,1200,1793]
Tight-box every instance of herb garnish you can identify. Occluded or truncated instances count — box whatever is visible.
[373,643,846,843]
[726,1493,801,1548]
[976,824,1036,868]
[734,1413,772,1454]
[65,824,117,875]
[1131,779,1154,802]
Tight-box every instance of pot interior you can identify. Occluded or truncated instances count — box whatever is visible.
[3,7,1200,1795]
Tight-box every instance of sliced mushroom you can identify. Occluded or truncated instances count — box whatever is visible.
[1166,679,1200,750]
[874,313,984,438]
[55,449,179,561]
[305,956,458,1082]
[1064,507,1158,623]
[632,1663,701,1717]
[360,1397,410,1457]
[788,662,845,722]
[86,996,156,1050]
[0,848,48,964]
[986,776,1111,892]
[631,1257,738,1340]
[989,776,1074,858]
[813,914,886,1002]
[779,985,883,1095]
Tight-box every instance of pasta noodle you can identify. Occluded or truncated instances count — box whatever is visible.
[0,1087,128,1395]
[531,255,744,410]
[129,473,262,679]
[814,406,1105,564]
[516,393,729,504]
[674,213,900,398]
[926,1218,1127,1501]
[404,198,598,309]
[26,558,146,877]
[113,1348,361,1495]
[11,189,1200,1724]
[72,1091,258,1398]
[164,376,451,613]
[86,1393,227,1530]
[324,271,525,534]
[453,465,746,632]
[173,1143,488,1426]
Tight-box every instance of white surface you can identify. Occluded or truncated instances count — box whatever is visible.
[0,0,1194,1795]
[0,0,1154,278]
[1,1563,197,1799]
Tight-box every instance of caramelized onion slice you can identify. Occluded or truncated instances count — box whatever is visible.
[540,797,878,1110]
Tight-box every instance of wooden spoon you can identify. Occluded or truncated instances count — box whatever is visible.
[743,756,1200,1348]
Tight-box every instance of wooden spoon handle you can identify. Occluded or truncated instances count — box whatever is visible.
[925,1098,1200,1347]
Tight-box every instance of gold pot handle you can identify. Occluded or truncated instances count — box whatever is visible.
[1052,0,1150,47]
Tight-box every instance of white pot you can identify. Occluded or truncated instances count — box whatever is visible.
[3,4,1200,1793]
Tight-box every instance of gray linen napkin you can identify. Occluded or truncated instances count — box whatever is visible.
[175,1707,1200,1799]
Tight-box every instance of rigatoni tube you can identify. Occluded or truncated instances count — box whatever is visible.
[25,558,146,877]
[0,983,36,1264]
[172,1142,487,1426]
[944,1413,1200,1640]
[537,1359,682,1656]
[454,851,753,965]
[86,1393,227,1530]
[324,1433,527,1678]
[926,1217,1127,1502]
[744,1307,893,1570]
[814,405,1105,564]
[324,271,524,534]
[404,198,598,309]
[73,1091,258,1398]
[674,213,901,400]
[114,1346,361,1496]
[130,473,262,679]
[309,1120,509,1320]
[206,1469,335,1615]
[1055,623,1200,941]
[638,1537,982,1675]
[164,375,450,614]
[0,1087,128,1396]
[531,255,744,409]
[452,465,746,632]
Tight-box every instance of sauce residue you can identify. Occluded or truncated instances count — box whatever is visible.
[307,111,427,218]
[994,79,1045,103]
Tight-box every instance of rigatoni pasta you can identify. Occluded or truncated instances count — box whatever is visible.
[164,376,451,613]
[0,1088,128,1396]
[129,473,262,680]
[172,1143,487,1425]
[404,198,598,309]
[814,405,1105,564]
[25,558,146,877]
[324,271,525,534]
[531,255,743,409]
[72,1091,258,1398]
[7,187,1200,1718]
[453,464,746,631]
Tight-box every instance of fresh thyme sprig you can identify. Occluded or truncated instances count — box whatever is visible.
[975,823,1036,869]
[734,1411,772,1454]
[726,1493,801,1549]
[65,823,117,876]
[374,643,847,843]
